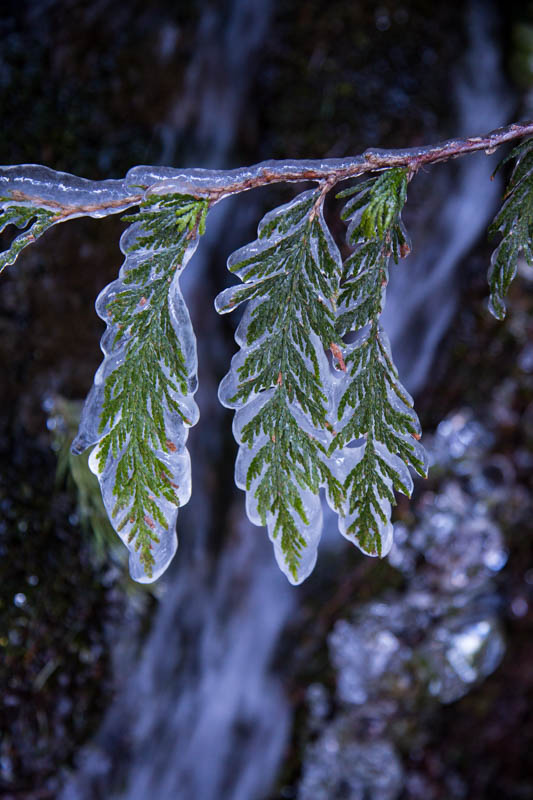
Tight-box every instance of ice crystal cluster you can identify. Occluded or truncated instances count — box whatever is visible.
[0,139,530,583]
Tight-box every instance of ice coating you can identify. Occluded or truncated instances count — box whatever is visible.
[2,114,523,212]
[73,213,200,582]
[231,393,276,442]
[374,440,414,496]
[216,190,342,584]
[123,119,522,198]
[339,508,395,558]
[0,164,135,216]
[332,339,424,557]
[74,222,200,452]
[126,161,361,199]
[332,437,396,558]
[234,436,324,584]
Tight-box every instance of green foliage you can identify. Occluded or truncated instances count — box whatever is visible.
[217,190,344,579]
[489,137,533,319]
[335,168,410,334]
[337,166,409,241]
[330,167,427,554]
[0,202,56,273]
[217,169,426,572]
[91,193,208,577]
[2,137,530,583]
[332,329,426,553]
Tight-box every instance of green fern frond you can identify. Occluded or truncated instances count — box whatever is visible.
[488,138,533,320]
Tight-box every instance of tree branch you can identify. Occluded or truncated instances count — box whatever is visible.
[2,119,533,219]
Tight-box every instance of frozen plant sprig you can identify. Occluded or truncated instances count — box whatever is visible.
[216,189,345,583]
[0,202,57,272]
[329,168,427,557]
[72,193,209,582]
[0,119,532,583]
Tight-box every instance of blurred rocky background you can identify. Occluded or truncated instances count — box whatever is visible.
[0,1,533,798]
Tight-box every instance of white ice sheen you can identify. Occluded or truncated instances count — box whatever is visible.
[0,165,133,214]
[231,393,275,443]
[234,438,268,489]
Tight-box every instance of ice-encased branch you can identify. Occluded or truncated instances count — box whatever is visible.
[0,165,144,274]
[1,120,531,280]
[1,119,532,221]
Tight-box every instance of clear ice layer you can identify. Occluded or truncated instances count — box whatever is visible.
[0,164,134,216]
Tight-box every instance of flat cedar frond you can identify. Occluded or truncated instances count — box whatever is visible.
[331,324,427,554]
[216,190,344,584]
[72,193,208,582]
[330,168,427,557]
[488,138,533,320]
